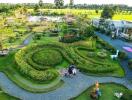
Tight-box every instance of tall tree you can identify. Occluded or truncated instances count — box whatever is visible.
[101,6,114,19]
[54,0,64,8]
[70,0,74,6]
[39,0,43,7]
[34,4,39,12]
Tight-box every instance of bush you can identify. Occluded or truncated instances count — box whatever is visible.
[88,52,95,57]
[49,33,58,37]
[97,51,107,59]
[33,33,42,40]
[60,35,81,43]
[32,49,63,66]
[128,59,132,69]
[15,43,74,82]
[118,51,127,60]
[69,46,118,73]
[8,37,16,43]
[120,90,132,100]
[98,39,116,53]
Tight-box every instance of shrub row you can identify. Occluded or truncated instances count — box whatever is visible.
[15,43,74,82]
[15,45,58,82]
[97,38,116,53]
[128,59,132,69]
[67,46,118,73]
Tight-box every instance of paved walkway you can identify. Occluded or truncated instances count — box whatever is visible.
[0,71,132,100]
[95,32,132,58]
[95,32,132,79]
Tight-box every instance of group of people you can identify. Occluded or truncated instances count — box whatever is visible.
[60,64,77,77]
[67,64,77,75]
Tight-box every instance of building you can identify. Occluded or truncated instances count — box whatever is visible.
[92,18,132,40]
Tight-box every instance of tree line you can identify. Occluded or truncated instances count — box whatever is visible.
[0,0,131,13]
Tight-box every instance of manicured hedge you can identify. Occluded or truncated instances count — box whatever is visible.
[32,49,63,66]
[15,43,74,82]
[68,46,118,73]
[128,59,132,69]
[121,90,132,100]
[97,38,116,53]
[97,51,107,59]
[118,51,128,60]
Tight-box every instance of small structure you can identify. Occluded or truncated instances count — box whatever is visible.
[110,50,119,59]
[92,18,100,28]
[90,81,101,99]
[92,18,132,40]
[0,49,9,56]
[63,14,76,24]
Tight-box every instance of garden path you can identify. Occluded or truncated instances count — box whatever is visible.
[0,71,132,100]
[95,32,132,79]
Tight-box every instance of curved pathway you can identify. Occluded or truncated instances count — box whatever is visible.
[0,71,132,100]
[95,32,132,58]
[95,32,132,79]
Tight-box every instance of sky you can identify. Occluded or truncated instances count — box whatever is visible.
[0,0,131,6]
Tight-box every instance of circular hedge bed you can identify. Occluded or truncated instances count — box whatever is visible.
[15,43,73,82]
[32,49,63,66]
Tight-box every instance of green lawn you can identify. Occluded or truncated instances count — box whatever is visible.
[0,91,19,100]
[0,52,16,71]
[72,83,130,100]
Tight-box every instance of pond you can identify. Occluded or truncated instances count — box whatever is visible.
[28,16,63,22]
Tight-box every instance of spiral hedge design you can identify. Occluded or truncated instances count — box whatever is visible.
[15,43,73,82]
[15,43,119,82]
[68,46,119,73]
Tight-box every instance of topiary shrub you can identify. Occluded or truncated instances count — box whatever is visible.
[118,51,127,60]
[32,49,63,66]
[128,59,132,69]
[97,51,107,59]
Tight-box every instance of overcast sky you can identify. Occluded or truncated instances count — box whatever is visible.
[0,0,131,6]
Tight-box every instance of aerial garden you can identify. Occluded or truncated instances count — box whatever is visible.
[0,0,132,100]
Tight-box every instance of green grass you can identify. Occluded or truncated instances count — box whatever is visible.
[78,49,124,77]
[4,66,64,93]
[0,52,16,71]
[56,60,69,69]
[3,33,31,49]
[72,83,129,100]
[0,87,19,100]
[0,91,19,100]
[32,48,63,66]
